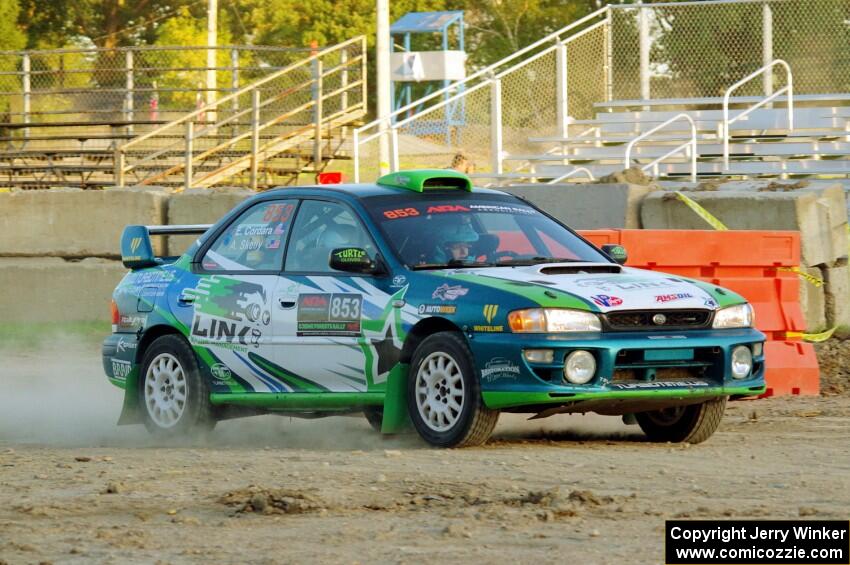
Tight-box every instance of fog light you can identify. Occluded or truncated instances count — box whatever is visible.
[564,350,596,384]
[731,345,753,379]
[752,342,763,357]
[524,349,554,363]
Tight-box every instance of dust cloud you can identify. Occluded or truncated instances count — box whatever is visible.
[0,336,638,448]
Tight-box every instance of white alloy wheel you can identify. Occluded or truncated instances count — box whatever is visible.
[144,352,188,428]
[415,351,465,432]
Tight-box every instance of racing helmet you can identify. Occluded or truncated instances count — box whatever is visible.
[434,221,479,263]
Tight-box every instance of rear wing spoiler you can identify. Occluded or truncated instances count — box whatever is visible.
[121,224,212,269]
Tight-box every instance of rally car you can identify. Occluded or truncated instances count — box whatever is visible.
[103,169,766,447]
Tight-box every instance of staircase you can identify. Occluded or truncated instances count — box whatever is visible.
[0,38,367,189]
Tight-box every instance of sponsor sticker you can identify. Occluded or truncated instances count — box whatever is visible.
[119,314,146,327]
[210,363,233,383]
[481,357,521,382]
[418,304,457,315]
[391,275,407,288]
[483,304,499,323]
[432,283,469,301]
[655,293,694,303]
[111,359,132,380]
[591,294,623,307]
[297,293,362,336]
[473,325,504,332]
[609,380,709,389]
[116,337,137,353]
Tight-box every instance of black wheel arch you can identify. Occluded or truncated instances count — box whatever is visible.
[399,317,466,365]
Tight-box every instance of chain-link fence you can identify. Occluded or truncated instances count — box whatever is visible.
[0,45,314,125]
[354,8,610,182]
[610,0,849,100]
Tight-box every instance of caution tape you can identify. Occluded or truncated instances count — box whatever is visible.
[674,191,728,230]
[784,326,837,343]
[777,266,824,287]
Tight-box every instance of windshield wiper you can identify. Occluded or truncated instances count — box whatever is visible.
[411,260,496,271]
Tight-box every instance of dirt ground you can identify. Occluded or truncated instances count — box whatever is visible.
[1,338,849,565]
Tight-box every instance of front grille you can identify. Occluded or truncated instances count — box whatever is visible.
[605,309,711,331]
[613,367,705,382]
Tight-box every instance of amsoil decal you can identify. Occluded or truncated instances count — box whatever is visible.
[481,357,521,382]
[591,295,622,307]
[297,293,363,336]
[655,293,694,303]
[432,283,469,301]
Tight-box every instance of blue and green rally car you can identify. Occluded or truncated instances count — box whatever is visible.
[103,169,766,447]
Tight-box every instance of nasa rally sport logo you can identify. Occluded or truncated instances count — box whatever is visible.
[591,295,623,307]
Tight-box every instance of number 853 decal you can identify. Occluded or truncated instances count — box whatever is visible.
[297,293,363,336]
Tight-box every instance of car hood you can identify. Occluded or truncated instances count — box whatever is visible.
[442,263,730,312]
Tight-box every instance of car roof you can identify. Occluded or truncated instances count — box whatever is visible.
[260,182,511,199]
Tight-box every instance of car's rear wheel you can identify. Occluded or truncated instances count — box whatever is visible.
[635,397,726,444]
[139,335,215,437]
[407,332,499,448]
[363,407,383,432]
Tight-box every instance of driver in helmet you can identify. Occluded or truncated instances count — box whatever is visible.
[434,222,480,264]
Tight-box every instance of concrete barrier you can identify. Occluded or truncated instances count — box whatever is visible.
[824,265,850,329]
[799,266,827,333]
[0,188,168,258]
[166,188,253,255]
[0,257,127,322]
[640,184,849,268]
[501,183,655,229]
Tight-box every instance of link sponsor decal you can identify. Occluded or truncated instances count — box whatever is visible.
[188,277,271,351]
[655,293,694,303]
[297,293,363,336]
[591,294,623,307]
[610,380,709,389]
[432,284,469,301]
[481,357,521,382]
[418,304,457,315]
[111,359,132,380]
[483,304,499,323]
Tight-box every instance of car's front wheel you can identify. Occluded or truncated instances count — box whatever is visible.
[635,397,726,444]
[139,335,215,437]
[407,332,499,448]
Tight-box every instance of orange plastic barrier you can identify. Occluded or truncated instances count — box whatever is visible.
[578,229,819,396]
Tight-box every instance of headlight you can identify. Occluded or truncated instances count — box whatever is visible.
[508,308,601,333]
[564,350,597,384]
[712,304,754,329]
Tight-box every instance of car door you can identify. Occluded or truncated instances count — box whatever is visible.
[185,198,297,394]
[272,198,402,393]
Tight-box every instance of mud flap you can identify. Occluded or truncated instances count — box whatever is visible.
[117,369,143,425]
[381,363,412,434]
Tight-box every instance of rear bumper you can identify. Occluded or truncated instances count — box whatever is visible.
[467,328,766,410]
[102,333,140,389]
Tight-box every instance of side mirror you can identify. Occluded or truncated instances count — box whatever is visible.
[601,244,628,265]
[329,247,376,274]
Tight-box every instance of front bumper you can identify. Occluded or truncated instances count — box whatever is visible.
[468,328,766,411]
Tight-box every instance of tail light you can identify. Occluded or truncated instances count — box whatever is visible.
[111,300,120,332]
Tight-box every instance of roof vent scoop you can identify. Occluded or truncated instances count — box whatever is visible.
[376,169,472,193]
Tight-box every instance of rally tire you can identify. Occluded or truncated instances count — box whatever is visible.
[364,408,384,433]
[139,335,216,437]
[636,397,727,444]
[406,332,499,448]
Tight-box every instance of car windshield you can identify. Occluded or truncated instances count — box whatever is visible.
[365,193,610,269]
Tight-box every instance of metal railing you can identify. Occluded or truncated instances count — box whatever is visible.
[722,59,793,169]
[115,36,367,189]
[353,6,610,182]
[624,113,697,182]
[0,45,315,129]
[547,167,594,184]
